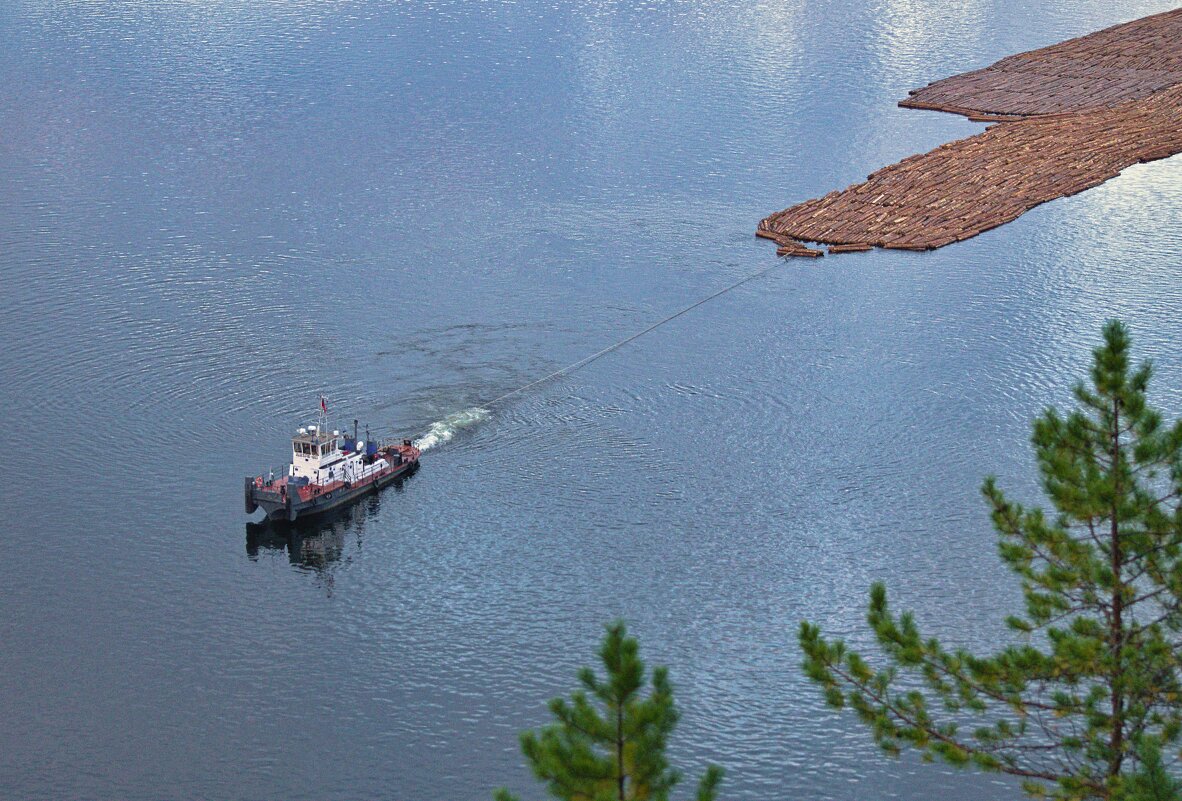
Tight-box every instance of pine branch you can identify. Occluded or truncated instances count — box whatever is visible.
[821,651,1078,786]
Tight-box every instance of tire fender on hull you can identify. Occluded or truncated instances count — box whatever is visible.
[244,477,258,514]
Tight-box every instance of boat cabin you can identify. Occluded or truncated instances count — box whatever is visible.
[290,426,343,483]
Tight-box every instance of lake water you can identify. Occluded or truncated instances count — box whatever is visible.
[3,2,1182,799]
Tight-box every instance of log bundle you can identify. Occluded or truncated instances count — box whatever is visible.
[758,9,1182,257]
[902,8,1182,118]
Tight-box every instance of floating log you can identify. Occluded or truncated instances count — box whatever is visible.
[776,242,824,258]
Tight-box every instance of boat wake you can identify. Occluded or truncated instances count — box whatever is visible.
[413,407,489,451]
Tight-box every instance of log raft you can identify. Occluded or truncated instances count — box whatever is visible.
[759,8,1182,257]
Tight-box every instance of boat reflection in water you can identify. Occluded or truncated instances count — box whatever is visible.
[245,472,416,577]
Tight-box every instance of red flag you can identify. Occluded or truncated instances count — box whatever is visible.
[320,396,327,414]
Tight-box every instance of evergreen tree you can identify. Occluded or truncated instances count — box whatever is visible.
[494,621,723,801]
[800,321,1182,800]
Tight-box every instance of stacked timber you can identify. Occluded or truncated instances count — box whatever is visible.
[758,9,1182,258]
[902,8,1182,118]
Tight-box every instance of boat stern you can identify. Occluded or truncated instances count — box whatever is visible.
[246,476,298,521]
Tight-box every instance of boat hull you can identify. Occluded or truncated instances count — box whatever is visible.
[246,459,418,522]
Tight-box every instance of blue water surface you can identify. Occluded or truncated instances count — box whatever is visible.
[2,2,1181,799]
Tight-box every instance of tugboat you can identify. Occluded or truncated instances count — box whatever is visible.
[245,404,419,522]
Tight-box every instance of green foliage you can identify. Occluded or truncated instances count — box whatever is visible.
[800,321,1182,799]
[495,621,723,801]
[1115,737,1182,801]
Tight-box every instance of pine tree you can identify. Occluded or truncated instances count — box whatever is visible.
[494,621,724,801]
[800,321,1182,800]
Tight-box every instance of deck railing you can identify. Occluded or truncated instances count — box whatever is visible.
[254,464,291,488]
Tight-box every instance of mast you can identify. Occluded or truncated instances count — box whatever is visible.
[317,394,329,440]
